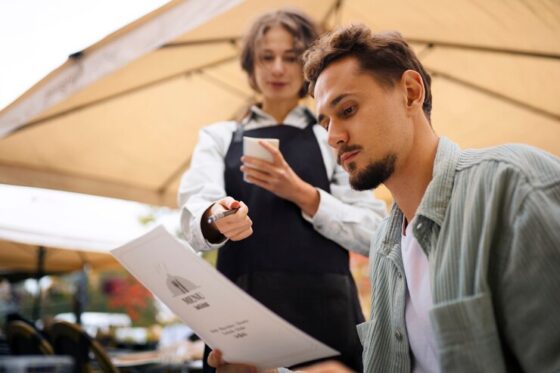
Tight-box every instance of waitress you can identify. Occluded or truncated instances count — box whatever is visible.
[178,9,386,372]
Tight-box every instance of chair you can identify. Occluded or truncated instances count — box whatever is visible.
[5,320,54,355]
[50,320,119,373]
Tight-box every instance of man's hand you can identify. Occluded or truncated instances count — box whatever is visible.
[208,350,352,373]
[301,361,355,373]
[202,197,253,243]
[208,349,278,373]
[240,140,319,216]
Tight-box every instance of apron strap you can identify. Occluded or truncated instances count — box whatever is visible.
[232,109,255,143]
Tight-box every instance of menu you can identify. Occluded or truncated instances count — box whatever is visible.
[111,225,338,369]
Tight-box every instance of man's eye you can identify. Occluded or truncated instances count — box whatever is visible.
[260,55,274,62]
[342,106,355,116]
[284,56,298,63]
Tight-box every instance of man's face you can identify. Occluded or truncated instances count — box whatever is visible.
[314,57,413,190]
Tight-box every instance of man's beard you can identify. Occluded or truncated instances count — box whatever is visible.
[348,153,396,190]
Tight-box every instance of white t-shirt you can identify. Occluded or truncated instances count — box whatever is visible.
[401,219,439,373]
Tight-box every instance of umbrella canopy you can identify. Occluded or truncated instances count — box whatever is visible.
[0,0,559,207]
[0,241,118,277]
[0,185,156,277]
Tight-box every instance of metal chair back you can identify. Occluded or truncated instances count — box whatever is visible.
[6,320,54,355]
[50,321,118,373]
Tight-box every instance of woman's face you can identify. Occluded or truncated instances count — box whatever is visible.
[252,25,304,102]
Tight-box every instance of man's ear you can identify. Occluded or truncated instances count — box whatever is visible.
[402,70,424,112]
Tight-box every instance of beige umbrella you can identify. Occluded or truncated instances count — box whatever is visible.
[0,240,118,277]
[0,184,153,277]
[0,0,558,207]
[0,184,155,320]
[0,239,118,321]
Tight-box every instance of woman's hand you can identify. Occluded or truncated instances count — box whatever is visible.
[240,140,319,216]
[202,197,253,243]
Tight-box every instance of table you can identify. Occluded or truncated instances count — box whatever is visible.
[111,340,204,372]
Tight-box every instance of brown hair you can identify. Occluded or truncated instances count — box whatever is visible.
[303,24,432,121]
[240,9,318,98]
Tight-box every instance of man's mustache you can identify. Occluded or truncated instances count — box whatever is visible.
[337,144,363,165]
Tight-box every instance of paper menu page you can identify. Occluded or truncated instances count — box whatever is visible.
[110,226,338,369]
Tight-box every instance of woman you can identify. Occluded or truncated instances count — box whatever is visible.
[178,9,386,372]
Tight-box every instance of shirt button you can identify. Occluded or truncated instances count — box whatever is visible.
[397,272,403,279]
[316,224,323,230]
[395,328,403,341]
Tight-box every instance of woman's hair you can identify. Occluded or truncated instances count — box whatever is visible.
[303,24,432,122]
[240,9,319,98]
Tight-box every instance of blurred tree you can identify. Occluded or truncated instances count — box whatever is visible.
[104,274,157,326]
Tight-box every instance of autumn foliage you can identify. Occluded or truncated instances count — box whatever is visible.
[105,276,152,322]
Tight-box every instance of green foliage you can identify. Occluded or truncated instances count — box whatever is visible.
[201,249,218,267]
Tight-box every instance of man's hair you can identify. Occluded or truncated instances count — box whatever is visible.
[240,9,318,98]
[303,24,432,121]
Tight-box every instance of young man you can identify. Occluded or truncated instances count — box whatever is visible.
[303,25,560,372]
[209,25,560,372]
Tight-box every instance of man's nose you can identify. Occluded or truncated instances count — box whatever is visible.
[327,121,347,149]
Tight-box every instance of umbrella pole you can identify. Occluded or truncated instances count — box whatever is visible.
[73,265,89,325]
[32,246,46,321]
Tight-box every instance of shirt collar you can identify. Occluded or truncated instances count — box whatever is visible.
[244,104,315,129]
[416,137,461,226]
[378,137,460,256]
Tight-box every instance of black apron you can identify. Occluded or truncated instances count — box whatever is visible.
[203,118,364,372]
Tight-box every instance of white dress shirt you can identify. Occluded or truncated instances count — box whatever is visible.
[178,105,386,255]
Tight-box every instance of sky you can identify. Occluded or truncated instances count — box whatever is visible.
[0,0,179,247]
[0,0,169,110]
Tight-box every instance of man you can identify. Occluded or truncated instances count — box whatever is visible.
[210,24,560,372]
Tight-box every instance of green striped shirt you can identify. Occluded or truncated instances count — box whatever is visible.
[359,137,560,372]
